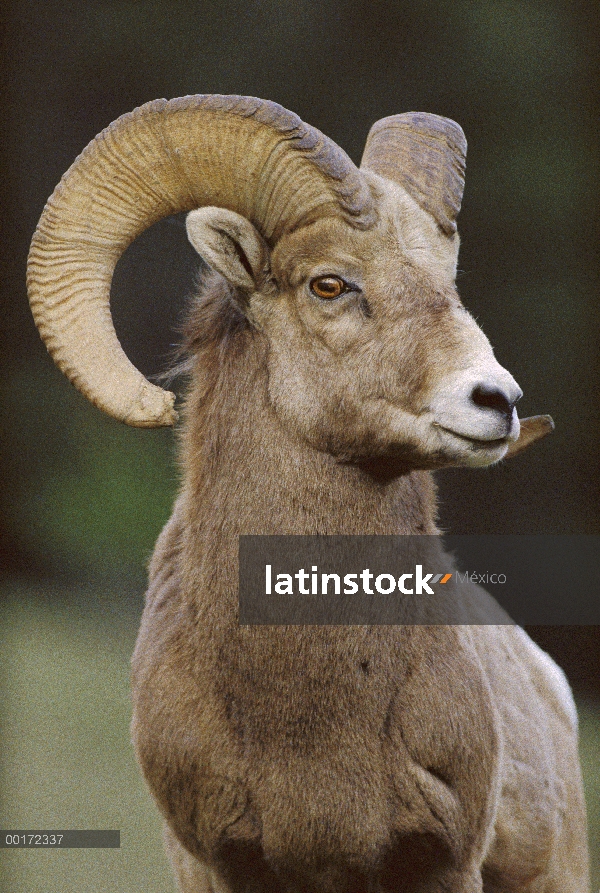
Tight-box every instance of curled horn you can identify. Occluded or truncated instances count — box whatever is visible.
[360,112,467,235]
[27,95,375,427]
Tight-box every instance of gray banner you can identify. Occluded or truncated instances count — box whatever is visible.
[239,535,600,625]
[1,830,120,848]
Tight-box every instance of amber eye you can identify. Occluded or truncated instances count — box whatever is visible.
[310,275,347,300]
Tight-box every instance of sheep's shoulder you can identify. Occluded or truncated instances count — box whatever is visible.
[472,626,588,890]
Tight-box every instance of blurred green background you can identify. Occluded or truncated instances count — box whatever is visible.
[1,1,598,889]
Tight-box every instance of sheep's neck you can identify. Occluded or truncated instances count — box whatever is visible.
[181,336,438,537]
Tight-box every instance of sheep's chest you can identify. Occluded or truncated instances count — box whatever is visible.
[195,624,501,886]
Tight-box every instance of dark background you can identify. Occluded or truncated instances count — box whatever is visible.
[1,2,598,690]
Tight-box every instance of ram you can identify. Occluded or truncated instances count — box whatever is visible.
[27,95,589,892]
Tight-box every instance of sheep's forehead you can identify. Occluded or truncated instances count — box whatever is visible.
[271,210,403,289]
[270,172,456,289]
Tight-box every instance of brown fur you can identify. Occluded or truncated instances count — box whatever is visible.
[131,198,589,892]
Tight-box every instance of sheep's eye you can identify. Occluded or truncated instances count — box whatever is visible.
[310,275,348,300]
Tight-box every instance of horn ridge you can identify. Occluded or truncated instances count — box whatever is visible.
[360,112,467,235]
[27,95,374,426]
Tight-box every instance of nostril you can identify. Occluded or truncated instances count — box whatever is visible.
[471,384,516,420]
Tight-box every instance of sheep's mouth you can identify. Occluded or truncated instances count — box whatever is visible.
[435,425,510,449]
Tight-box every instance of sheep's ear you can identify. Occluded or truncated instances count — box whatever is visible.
[186,207,270,291]
[505,415,554,458]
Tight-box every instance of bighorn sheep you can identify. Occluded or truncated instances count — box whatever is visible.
[27,95,589,892]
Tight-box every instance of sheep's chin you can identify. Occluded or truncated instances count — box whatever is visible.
[433,426,510,467]
[367,403,510,470]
